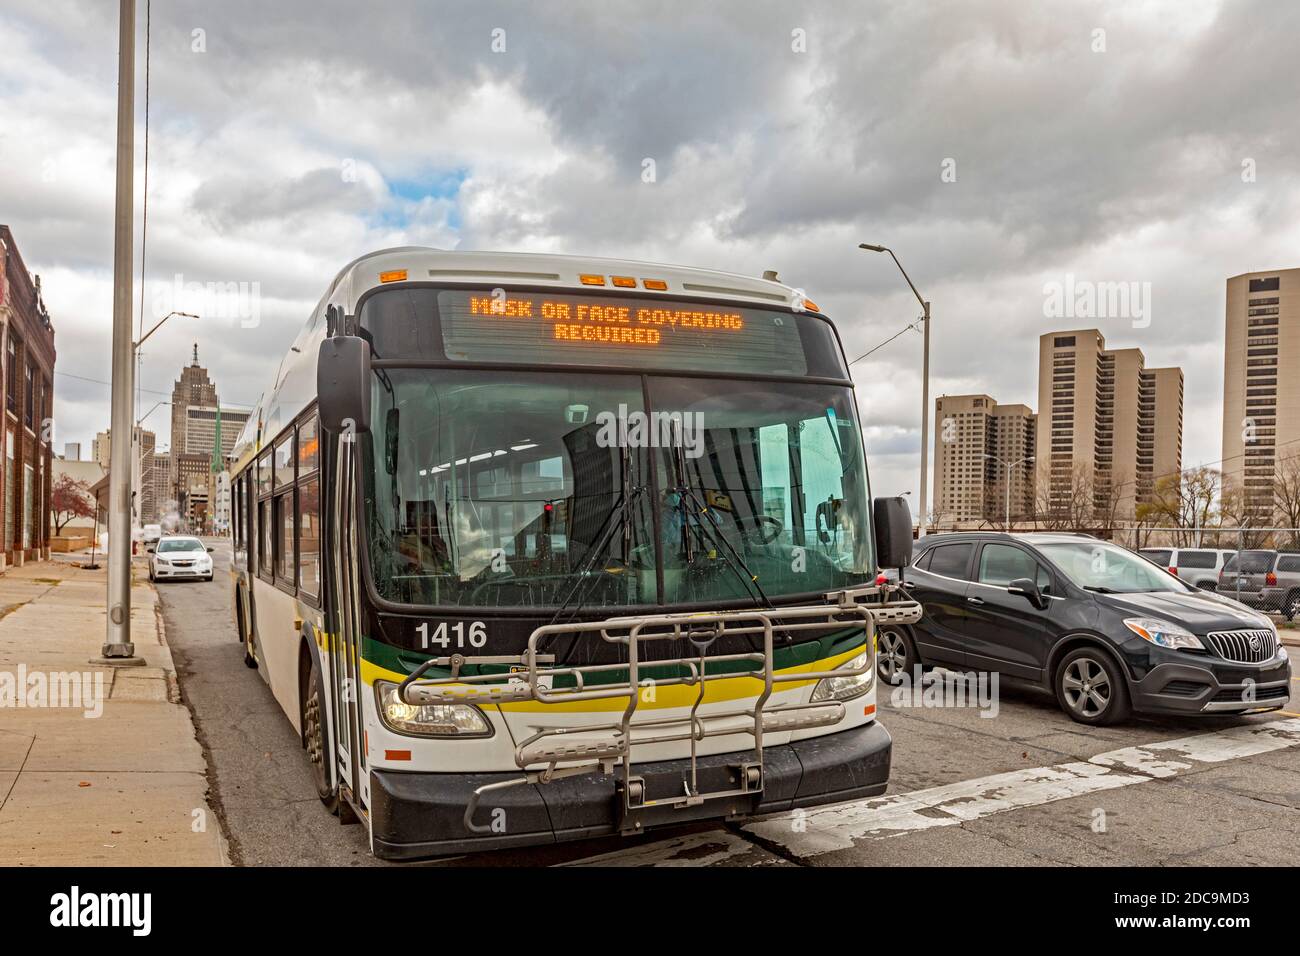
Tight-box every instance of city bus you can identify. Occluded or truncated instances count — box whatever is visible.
[228,247,919,859]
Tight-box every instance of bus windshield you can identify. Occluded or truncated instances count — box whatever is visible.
[362,368,873,608]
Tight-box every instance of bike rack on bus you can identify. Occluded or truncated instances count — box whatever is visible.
[398,583,922,836]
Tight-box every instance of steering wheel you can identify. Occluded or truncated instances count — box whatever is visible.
[732,513,783,545]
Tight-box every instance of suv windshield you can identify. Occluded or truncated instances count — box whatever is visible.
[362,369,873,608]
[1038,541,1187,594]
[157,538,203,553]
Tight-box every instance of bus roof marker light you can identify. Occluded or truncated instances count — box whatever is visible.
[611,276,636,288]
[642,279,668,290]
[379,269,408,283]
[579,274,605,286]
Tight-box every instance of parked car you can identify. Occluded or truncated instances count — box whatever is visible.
[1217,550,1300,620]
[141,523,163,545]
[147,536,215,583]
[878,532,1290,725]
[1137,547,1235,591]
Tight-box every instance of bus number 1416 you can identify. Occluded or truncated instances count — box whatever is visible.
[417,621,488,650]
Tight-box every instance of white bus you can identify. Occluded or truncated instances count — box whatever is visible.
[229,247,919,859]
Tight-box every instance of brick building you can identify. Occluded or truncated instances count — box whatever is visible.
[0,225,57,567]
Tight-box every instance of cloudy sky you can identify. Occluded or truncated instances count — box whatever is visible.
[2,0,1298,505]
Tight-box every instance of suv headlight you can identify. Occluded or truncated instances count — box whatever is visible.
[375,680,493,737]
[810,649,873,702]
[1123,617,1204,650]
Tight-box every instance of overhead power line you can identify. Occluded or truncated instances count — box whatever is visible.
[848,316,925,366]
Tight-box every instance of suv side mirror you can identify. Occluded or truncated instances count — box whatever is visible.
[318,335,372,436]
[207,547,214,553]
[147,547,155,554]
[1007,577,1047,610]
[873,496,913,571]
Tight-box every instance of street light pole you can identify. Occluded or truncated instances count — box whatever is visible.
[99,0,140,664]
[860,244,931,532]
[983,453,1035,528]
[130,313,195,536]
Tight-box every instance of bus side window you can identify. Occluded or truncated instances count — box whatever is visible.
[296,413,321,602]
[259,498,273,576]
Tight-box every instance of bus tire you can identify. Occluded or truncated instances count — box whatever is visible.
[301,647,340,814]
[235,590,258,668]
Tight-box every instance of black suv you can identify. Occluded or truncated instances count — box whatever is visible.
[877,532,1291,725]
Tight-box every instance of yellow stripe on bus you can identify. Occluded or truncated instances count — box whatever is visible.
[356,644,863,712]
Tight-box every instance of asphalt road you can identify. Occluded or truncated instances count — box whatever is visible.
[159,542,1300,867]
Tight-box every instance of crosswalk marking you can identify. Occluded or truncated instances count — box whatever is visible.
[559,718,1300,865]
[743,718,1300,858]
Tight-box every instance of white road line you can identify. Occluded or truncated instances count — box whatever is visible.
[1089,720,1300,777]
[561,830,772,868]
[743,718,1300,858]
[562,718,1300,865]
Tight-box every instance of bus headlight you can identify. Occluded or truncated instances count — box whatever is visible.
[375,681,493,737]
[810,650,873,703]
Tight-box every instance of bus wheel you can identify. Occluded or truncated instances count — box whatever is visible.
[302,652,340,814]
[236,593,258,668]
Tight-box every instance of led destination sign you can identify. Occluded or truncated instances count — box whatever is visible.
[467,294,746,346]
[440,290,809,375]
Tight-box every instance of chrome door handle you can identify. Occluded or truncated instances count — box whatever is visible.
[966,596,985,605]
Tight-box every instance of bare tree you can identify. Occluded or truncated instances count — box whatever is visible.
[1220,479,1271,549]
[1273,455,1300,550]
[1033,461,1096,531]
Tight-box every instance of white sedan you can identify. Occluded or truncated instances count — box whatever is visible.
[147,536,214,583]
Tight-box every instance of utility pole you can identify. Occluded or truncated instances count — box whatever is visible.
[99,0,142,665]
[919,298,931,533]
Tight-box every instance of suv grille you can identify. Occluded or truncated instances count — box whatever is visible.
[1204,629,1278,664]
[1212,686,1288,703]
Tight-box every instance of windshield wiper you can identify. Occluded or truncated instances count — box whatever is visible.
[1083,585,1119,594]
[548,442,645,627]
[670,435,774,611]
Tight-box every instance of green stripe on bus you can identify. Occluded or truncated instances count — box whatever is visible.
[360,626,865,686]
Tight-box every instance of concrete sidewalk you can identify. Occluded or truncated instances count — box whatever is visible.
[0,561,229,865]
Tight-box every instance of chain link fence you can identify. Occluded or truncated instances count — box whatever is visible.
[1113,527,1300,620]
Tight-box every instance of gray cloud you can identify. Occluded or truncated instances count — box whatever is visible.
[1,0,1296,503]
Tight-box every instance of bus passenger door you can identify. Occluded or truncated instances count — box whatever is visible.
[330,435,365,808]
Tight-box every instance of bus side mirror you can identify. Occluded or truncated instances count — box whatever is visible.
[318,335,372,436]
[873,496,913,571]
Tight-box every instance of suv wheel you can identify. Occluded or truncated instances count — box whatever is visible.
[1055,648,1130,726]
[1285,591,1300,623]
[876,627,916,685]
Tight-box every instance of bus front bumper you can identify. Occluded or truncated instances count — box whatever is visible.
[369,720,891,860]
